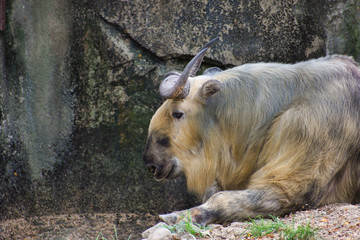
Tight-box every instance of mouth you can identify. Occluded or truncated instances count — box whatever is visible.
[154,165,173,181]
[154,158,182,181]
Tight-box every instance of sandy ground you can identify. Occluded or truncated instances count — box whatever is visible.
[207,203,360,239]
[0,212,157,239]
[0,203,359,239]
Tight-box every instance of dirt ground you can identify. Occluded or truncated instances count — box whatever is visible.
[0,212,158,240]
[207,203,360,240]
[0,203,359,239]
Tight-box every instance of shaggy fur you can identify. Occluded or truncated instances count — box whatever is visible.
[143,55,360,225]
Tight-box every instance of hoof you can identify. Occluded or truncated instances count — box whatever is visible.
[159,212,182,225]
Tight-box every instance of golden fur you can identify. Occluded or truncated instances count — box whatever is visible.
[145,55,360,224]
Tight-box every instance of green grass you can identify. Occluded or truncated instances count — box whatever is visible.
[243,215,318,239]
[246,216,285,237]
[161,210,211,238]
[158,212,317,239]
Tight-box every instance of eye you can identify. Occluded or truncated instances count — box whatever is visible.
[157,137,170,147]
[172,111,184,119]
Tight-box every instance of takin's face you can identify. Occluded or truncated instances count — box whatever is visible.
[143,77,222,181]
[142,99,188,181]
[143,37,221,181]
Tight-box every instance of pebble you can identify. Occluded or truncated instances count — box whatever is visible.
[141,222,168,239]
[172,233,181,240]
[147,227,172,240]
[180,233,196,240]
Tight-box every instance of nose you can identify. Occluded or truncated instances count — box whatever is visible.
[146,164,158,174]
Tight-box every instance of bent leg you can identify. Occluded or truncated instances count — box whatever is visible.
[161,188,290,225]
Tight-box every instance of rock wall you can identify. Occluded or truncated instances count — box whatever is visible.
[0,0,359,219]
[1,0,74,217]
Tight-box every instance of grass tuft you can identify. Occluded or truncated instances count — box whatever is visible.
[243,215,318,239]
[162,210,211,238]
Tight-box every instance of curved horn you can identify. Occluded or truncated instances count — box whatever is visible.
[201,37,220,51]
[159,37,220,99]
[189,37,220,77]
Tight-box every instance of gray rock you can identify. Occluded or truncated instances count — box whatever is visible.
[180,234,196,240]
[147,228,172,240]
[142,222,169,239]
[99,0,358,65]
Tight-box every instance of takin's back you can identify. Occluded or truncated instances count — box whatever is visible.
[211,55,360,136]
[196,55,360,205]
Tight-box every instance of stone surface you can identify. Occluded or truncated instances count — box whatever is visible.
[98,0,355,65]
[1,0,74,218]
[0,0,197,220]
[0,0,359,230]
[148,228,172,240]
[325,0,360,62]
[142,222,168,239]
[181,234,197,240]
[147,228,172,240]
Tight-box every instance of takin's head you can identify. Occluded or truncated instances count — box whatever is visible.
[143,37,223,181]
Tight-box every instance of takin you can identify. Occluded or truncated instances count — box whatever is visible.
[143,37,360,225]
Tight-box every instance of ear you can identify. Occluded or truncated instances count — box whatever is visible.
[198,80,223,103]
[203,67,222,76]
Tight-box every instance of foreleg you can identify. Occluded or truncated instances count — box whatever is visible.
[160,188,290,226]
